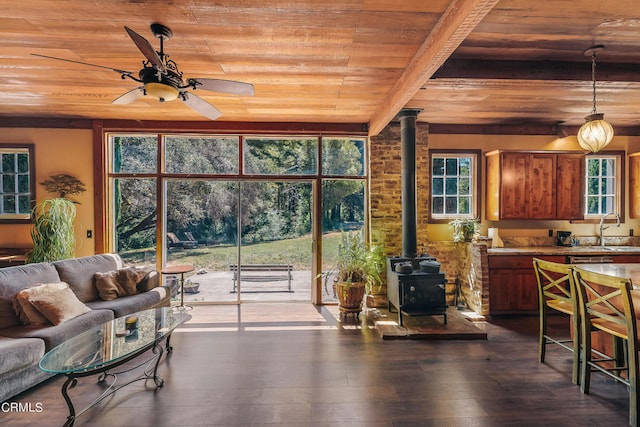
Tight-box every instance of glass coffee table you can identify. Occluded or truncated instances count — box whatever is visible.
[39,307,189,427]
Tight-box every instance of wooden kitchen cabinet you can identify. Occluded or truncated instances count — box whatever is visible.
[489,268,538,313]
[630,153,640,218]
[488,254,565,315]
[556,154,585,219]
[488,253,640,315]
[485,151,584,220]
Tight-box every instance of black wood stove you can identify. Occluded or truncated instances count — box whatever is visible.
[387,256,447,326]
[386,109,448,326]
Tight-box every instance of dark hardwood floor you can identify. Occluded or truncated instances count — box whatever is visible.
[1,304,630,426]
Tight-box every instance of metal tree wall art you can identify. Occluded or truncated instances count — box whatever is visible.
[40,174,86,201]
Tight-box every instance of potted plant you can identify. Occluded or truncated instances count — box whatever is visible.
[448,218,479,242]
[323,231,385,319]
[27,174,86,263]
[27,198,77,263]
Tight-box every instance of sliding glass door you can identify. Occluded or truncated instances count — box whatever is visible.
[239,181,313,301]
[164,179,239,302]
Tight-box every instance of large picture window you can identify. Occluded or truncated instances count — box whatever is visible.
[429,150,479,221]
[107,133,366,305]
[243,137,317,175]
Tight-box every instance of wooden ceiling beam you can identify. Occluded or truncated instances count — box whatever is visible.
[432,59,640,82]
[0,117,368,135]
[428,123,640,136]
[367,0,500,136]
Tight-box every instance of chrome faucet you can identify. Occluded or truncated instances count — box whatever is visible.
[599,212,620,246]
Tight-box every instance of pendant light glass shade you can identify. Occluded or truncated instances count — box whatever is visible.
[577,46,613,153]
[577,113,614,153]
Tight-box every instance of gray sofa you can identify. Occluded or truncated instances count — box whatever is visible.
[0,253,170,403]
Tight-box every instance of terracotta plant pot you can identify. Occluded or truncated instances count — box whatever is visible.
[335,281,366,318]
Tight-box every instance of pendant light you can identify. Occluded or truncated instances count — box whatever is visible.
[577,45,614,153]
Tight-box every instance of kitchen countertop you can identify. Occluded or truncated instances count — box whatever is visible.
[487,246,640,256]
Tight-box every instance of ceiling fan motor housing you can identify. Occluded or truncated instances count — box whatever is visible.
[139,66,182,101]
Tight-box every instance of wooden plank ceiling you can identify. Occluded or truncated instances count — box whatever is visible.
[1,0,640,135]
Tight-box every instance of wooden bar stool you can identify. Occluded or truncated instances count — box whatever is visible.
[572,267,638,426]
[533,258,580,384]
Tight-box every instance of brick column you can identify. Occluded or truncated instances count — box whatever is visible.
[369,121,429,254]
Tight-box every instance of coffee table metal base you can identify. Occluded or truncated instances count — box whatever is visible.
[61,336,172,427]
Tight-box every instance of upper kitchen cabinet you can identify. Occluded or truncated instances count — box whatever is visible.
[486,151,584,220]
[630,153,640,218]
[556,154,586,219]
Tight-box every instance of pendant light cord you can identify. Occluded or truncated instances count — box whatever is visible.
[591,51,598,115]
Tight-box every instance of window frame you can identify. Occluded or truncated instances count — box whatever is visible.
[0,144,35,223]
[428,149,481,223]
[104,132,368,305]
[583,151,625,221]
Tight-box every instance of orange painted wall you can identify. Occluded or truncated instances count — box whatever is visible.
[0,128,95,257]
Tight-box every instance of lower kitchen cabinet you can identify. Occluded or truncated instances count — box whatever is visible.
[488,255,565,315]
[489,253,640,314]
[489,268,538,313]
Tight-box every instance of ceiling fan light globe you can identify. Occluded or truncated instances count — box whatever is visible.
[145,82,179,102]
[577,113,614,153]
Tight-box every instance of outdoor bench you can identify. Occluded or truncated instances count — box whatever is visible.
[229,264,293,293]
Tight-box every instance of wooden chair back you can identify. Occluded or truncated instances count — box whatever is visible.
[573,267,635,341]
[572,266,639,426]
[533,258,580,384]
[533,258,576,315]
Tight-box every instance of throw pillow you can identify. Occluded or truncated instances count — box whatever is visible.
[137,270,159,293]
[94,267,149,301]
[29,286,91,326]
[13,282,69,326]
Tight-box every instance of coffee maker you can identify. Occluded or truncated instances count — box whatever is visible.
[556,231,572,246]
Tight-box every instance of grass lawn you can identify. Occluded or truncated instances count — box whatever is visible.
[122,232,344,270]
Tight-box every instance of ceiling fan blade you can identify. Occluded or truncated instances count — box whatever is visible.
[124,26,165,72]
[31,54,133,76]
[180,91,222,120]
[188,78,255,96]
[112,87,145,105]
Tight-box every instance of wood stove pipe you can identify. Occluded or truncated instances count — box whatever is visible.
[398,109,421,258]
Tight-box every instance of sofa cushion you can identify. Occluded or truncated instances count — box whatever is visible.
[86,287,168,318]
[14,282,68,325]
[53,254,122,303]
[0,263,61,330]
[29,285,92,326]
[94,267,149,301]
[0,336,45,374]
[0,309,114,352]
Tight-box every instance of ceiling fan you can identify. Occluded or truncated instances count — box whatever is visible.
[32,23,254,120]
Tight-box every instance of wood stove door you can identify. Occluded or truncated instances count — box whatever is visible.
[400,278,446,313]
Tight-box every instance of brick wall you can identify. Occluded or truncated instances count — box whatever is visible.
[368,121,483,311]
[369,121,430,254]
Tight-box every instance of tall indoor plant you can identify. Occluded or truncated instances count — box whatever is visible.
[27,198,77,262]
[27,174,85,263]
[326,231,385,319]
